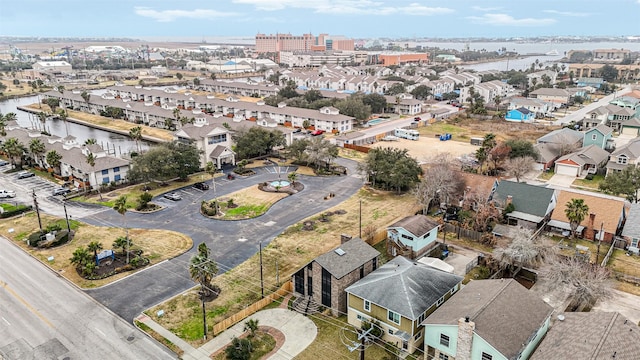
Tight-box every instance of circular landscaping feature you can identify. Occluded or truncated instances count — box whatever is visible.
[258,180,304,194]
[200,185,292,220]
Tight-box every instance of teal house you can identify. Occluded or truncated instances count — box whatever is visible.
[505,107,534,122]
[583,124,614,150]
[387,215,440,259]
[422,279,553,360]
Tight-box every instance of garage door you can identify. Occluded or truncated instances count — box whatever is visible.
[555,164,578,177]
[622,127,639,136]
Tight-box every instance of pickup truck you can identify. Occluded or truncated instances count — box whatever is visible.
[0,189,16,198]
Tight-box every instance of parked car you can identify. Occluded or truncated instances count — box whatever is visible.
[52,187,71,196]
[0,160,9,166]
[163,192,182,201]
[310,130,325,136]
[293,128,302,133]
[193,182,209,191]
[0,189,16,198]
[17,171,35,179]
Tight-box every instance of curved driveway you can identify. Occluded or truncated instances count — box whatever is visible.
[82,158,363,322]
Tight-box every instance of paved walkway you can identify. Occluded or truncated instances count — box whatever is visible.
[136,308,317,360]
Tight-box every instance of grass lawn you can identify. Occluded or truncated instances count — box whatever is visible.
[214,185,289,220]
[573,174,605,189]
[0,212,192,288]
[211,331,276,360]
[135,321,184,357]
[538,170,554,181]
[146,185,420,347]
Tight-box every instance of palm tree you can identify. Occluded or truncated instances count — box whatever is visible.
[565,198,589,239]
[45,150,63,175]
[85,152,102,199]
[244,319,259,338]
[113,195,130,263]
[84,138,97,145]
[129,126,143,152]
[80,90,90,103]
[70,246,92,270]
[3,112,17,123]
[205,161,219,214]
[0,114,7,136]
[36,112,48,132]
[57,108,69,136]
[113,236,131,255]
[287,171,297,186]
[28,138,46,167]
[189,243,218,297]
[87,241,103,263]
[1,137,26,167]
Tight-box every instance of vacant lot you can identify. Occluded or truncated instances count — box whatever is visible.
[369,136,478,162]
[0,212,192,288]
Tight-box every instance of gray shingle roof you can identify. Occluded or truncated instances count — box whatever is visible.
[530,312,640,360]
[493,180,555,217]
[622,203,640,239]
[424,279,553,359]
[314,237,379,279]
[388,215,440,238]
[556,144,610,166]
[537,128,583,145]
[346,256,462,320]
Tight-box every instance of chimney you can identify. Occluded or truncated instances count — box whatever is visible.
[586,213,596,240]
[340,234,352,244]
[456,317,475,360]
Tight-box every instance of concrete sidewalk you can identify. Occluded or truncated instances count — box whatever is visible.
[136,308,317,360]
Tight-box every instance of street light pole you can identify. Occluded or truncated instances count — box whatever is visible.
[259,240,264,299]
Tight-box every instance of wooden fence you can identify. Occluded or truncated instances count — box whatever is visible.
[365,229,388,246]
[443,223,483,242]
[212,281,292,336]
[344,143,370,153]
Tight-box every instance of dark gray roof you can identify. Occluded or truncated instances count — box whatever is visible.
[314,238,379,280]
[622,203,640,239]
[493,180,555,217]
[424,279,553,359]
[531,312,640,360]
[346,256,462,320]
[537,128,583,145]
[388,215,440,238]
[556,144,610,167]
[514,107,532,115]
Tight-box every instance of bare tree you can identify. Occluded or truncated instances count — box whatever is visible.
[493,228,557,271]
[465,191,500,232]
[539,256,612,308]
[505,156,535,182]
[413,154,464,214]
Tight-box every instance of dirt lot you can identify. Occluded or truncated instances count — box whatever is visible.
[369,137,479,163]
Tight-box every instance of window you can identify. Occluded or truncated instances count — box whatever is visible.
[102,177,109,184]
[101,169,109,175]
[402,341,408,350]
[439,354,449,360]
[631,238,639,248]
[436,296,445,306]
[364,300,370,312]
[591,134,597,140]
[401,234,414,241]
[113,167,120,172]
[360,266,364,279]
[618,155,628,165]
[388,329,394,335]
[114,174,121,181]
[414,331,422,341]
[440,334,450,347]
[208,134,227,144]
[388,310,400,324]
[481,352,493,360]
[372,257,377,271]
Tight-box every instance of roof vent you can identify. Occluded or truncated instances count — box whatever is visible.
[334,248,346,256]
[557,315,565,321]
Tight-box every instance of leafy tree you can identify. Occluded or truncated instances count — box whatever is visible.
[80,91,90,103]
[46,150,63,175]
[305,137,339,169]
[175,72,183,80]
[113,195,130,263]
[287,139,311,164]
[1,137,26,167]
[303,89,322,103]
[599,166,640,203]
[44,98,60,112]
[189,243,218,297]
[87,241,103,262]
[193,77,201,86]
[137,192,153,210]
[599,65,618,82]
[504,139,538,159]
[334,96,371,121]
[127,141,201,182]
[384,83,405,95]
[232,127,285,160]
[225,337,252,360]
[360,147,422,192]
[565,198,589,239]
[277,81,299,99]
[362,93,387,113]
[410,85,431,100]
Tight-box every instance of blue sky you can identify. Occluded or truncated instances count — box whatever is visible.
[1,0,640,39]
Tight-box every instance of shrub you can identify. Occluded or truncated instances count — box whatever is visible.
[0,204,32,218]
[585,174,594,180]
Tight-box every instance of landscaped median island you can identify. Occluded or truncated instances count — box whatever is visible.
[0,212,192,288]
[143,187,419,351]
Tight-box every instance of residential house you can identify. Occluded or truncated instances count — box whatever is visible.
[576,77,605,89]
[606,105,637,132]
[621,203,640,254]
[505,107,534,122]
[548,190,627,242]
[581,105,617,129]
[507,97,552,117]
[610,96,640,116]
[620,117,640,137]
[530,88,571,106]
[173,118,236,169]
[533,128,583,170]
[384,93,423,115]
[534,142,562,171]
[423,279,553,360]
[553,144,610,177]
[459,80,515,106]
[527,70,557,87]
[346,256,463,354]
[492,180,557,229]
[457,172,499,209]
[606,137,640,175]
[531,312,640,360]
[292,236,379,316]
[583,124,614,150]
[386,215,440,259]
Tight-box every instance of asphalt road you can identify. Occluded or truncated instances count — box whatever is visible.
[82,158,364,322]
[0,237,176,360]
[552,86,632,125]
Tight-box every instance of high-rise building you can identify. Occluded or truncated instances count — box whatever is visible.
[255,33,354,54]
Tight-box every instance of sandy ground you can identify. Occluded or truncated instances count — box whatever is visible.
[368,137,479,163]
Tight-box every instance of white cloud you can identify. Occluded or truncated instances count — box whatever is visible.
[471,6,502,12]
[134,7,239,22]
[467,13,556,26]
[232,0,452,15]
[543,10,589,17]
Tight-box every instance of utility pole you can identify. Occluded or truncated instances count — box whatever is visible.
[596,222,604,266]
[259,240,264,298]
[32,189,42,231]
[202,297,207,340]
[63,201,71,232]
[359,199,362,239]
